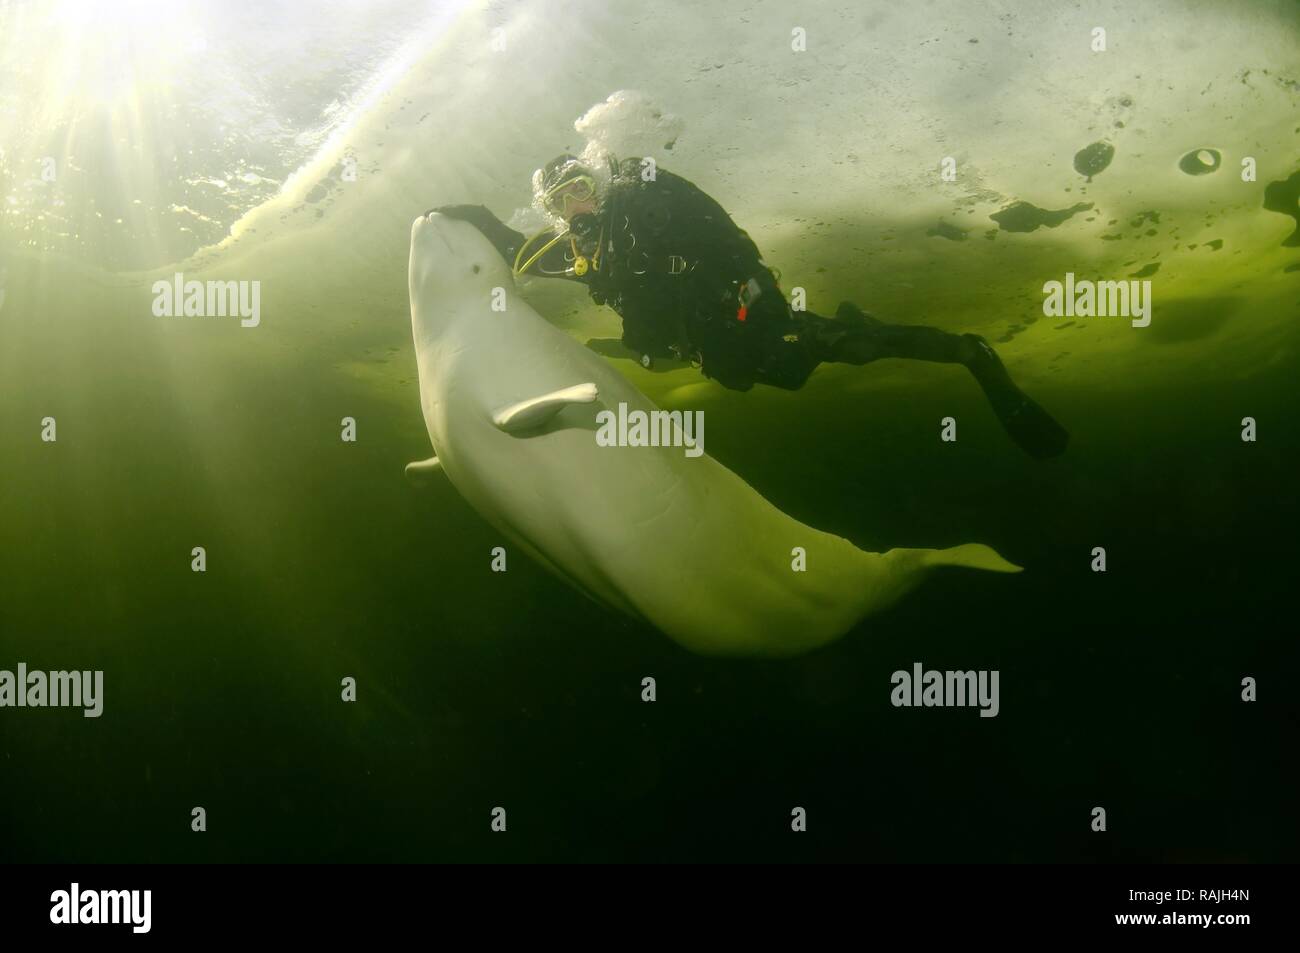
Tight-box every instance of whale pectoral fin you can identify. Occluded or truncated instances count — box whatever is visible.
[404,456,442,486]
[491,382,598,433]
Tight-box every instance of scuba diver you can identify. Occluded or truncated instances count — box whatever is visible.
[431,154,1068,458]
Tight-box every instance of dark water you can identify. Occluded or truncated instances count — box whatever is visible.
[2,264,1296,861]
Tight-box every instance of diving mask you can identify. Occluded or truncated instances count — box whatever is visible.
[542,174,597,217]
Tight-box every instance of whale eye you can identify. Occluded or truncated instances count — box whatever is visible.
[472,264,481,274]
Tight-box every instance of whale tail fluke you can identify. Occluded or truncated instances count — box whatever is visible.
[882,543,1022,583]
[853,543,1021,625]
[915,543,1022,574]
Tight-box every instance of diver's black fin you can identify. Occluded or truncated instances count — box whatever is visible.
[963,335,1069,459]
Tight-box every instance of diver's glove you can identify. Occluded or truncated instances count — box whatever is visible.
[426,203,508,235]
[426,203,494,224]
[423,204,525,265]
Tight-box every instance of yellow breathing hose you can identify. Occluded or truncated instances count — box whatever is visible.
[512,229,568,278]
[513,221,606,279]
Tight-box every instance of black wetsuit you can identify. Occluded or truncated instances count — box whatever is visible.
[438,158,816,391]
[432,158,1069,457]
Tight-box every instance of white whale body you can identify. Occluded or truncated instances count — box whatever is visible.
[407,212,1020,657]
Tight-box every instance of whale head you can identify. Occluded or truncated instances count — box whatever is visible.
[409,211,514,340]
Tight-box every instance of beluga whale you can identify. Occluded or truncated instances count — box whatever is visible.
[406,211,1021,658]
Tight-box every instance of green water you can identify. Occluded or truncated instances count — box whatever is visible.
[2,0,1298,862]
